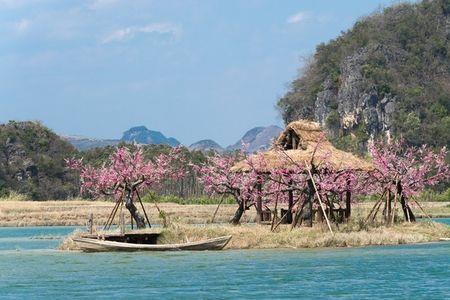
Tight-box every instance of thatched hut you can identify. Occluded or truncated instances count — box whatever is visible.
[232,120,373,226]
[232,120,372,172]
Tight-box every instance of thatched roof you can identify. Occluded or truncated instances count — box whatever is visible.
[232,120,373,172]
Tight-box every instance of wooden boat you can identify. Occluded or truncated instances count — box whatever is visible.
[72,235,232,252]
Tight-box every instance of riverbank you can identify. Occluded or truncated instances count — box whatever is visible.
[161,222,450,249]
[60,221,450,250]
[0,200,449,227]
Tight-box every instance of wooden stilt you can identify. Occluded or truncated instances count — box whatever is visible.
[87,213,93,234]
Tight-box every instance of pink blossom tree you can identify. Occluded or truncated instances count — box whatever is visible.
[67,146,185,228]
[368,139,449,222]
[195,152,265,224]
[197,144,364,228]
[263,157,365,228]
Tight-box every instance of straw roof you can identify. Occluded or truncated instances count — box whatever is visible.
[232,120,373,172]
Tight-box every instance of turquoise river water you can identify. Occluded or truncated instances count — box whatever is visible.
[0,219,449,299]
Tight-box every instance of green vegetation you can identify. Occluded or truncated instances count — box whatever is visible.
[419,188,450,202]
[278,0,450,151]
[0,120,216,201]
[0,121,79,200]
[140,191,235,205]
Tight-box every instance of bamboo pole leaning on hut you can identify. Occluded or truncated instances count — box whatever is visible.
[304,161,333,235]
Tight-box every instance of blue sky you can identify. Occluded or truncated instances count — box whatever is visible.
[0,0,408,146]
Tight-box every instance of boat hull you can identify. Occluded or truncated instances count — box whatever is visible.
[72,235,232,252]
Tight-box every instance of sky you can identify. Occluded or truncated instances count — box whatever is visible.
[0,0,408,146]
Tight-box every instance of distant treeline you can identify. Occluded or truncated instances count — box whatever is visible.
[0,121,215,200]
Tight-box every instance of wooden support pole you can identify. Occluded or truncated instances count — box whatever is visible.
[87,213,93,234]
[211,195,225,223]
[119,210,125,235]
[272,198,300,232]
[135,190,152,228]
[106,196,122,230]
[391,180,399,225]
[104,196,121,230]
[304,161,333,235]
[413,200,432,221]
[288,189,294,224]
[366,190,386,222]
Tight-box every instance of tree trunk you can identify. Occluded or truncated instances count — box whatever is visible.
[400,196,416,222]
[256,182,262,223]
[397,182,416,222]
[345,190,351,220]
[230,201,245,225]
[125,189,146,228]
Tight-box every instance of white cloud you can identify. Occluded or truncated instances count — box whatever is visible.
[102,23,181,44]
[14,19,31,33]
[286,11,311,24]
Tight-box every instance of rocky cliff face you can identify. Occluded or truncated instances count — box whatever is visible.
[278,0,450,152]
[315,45,400,140]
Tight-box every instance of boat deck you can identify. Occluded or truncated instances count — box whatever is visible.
[82,231,162,245]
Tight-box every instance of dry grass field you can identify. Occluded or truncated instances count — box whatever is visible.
[0,200,254,227]
[0,198,449,227]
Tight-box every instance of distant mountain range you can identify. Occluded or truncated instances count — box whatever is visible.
[61,135,120,151]
[226,125,282,153]
[122,126,180,147]
[189,139,224,152]
[63,125,283,152]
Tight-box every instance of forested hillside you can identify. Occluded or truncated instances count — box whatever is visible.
[0,121,79,199]
[0,121,212,200]
[278,0,450,154]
